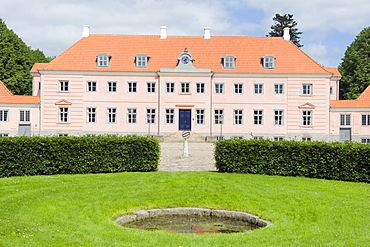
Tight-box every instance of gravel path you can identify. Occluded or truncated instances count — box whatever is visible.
[158,142,216,171]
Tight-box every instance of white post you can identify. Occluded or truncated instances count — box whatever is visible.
[183,139,189,157]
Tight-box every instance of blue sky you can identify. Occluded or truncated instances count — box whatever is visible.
[1,0,369,68]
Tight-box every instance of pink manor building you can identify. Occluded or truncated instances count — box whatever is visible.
[1,26,370,143]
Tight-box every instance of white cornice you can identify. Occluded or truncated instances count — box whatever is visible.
[0,103,40,107]
[330,107,370,112]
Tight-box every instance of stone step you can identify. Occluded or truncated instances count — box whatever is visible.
[163,131,206,143]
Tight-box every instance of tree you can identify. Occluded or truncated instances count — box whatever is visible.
[338,27,370,99]
[0,18,49,95]
[268,13,303,48]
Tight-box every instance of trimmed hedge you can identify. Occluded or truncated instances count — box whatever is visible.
[215,139,370,182]
[0,135,160,177]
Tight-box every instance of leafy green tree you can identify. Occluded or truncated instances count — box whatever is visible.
[0,18,49,95]
[339,27,370,99]
[268,13,303,48]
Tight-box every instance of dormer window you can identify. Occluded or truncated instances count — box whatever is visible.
[262,55,276,69]
[135,54,149,68]
[96,53,111,67]
[222,55,236,69]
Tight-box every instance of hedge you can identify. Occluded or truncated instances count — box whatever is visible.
[0,135,160,177]
[215,139,370,182]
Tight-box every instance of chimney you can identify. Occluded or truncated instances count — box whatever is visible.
[160,26,167,39]
[283,27,290,41]
[204,27,211,39]
[83,25,90,37]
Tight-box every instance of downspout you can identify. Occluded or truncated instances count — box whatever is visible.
[157,72,161,135]
[38,73,42,136]
[210,72,214,136]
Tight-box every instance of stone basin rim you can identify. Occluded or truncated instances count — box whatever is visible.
[115,207,273,228]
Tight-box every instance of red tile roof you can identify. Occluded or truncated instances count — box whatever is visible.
[33,35,332,75]
[331,85,370,108]
[324,67,341,77]
[0,81,40,104]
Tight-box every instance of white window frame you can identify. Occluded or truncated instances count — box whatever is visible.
[302,84,312,95]
[254,110,263,125]
[0,110,9,122]
[86,107,96,123]
[214,109,224,125]
[254,84,264,94]
[274,137,284,141]
[196,109,205,125]
[128,82,137,93]
[107,108,117,123]
[262,55,276,69]
[215,83,224,94]
[127,108,137,124]
[135,54,148,68]
[87,81,97,92]
[146,109,156,124]
[234,84,243,94]
[233,109,243,125]
[20,110,30,122]
[196,83,205,93]
[362,114,370,126]
[58,107,69,123]
[166,82,175,93]
[96,53,110,67]
[59,80,69,92]
[147,82,156,93]
[165,109,175,124]
[340,114,351,126]
[107,81,117,92]
[302,110,312,126]
[274,110,284,125]
[274,84,284,94]
[180,82,190,93]
[302,137,312,141]
[361,138,370,144]
[0,133,9,137]
[222,55,236,69]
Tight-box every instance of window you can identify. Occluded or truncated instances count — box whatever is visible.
[234,84,243,94]
[361,138,370,144]
[165,109,175,124]
[87,108,96,123]
[196,83,205,93]
[20,110,30,122]
[254,110,263,125]
[302,110,312,126]
[262,55,276,69]
[302,84,312,95]
[127,108,137,124]
[253,136,263,140]
[96,53,110,67]
[146,109,156,124]
[147,82,156,93]
[107,108,117,123]
[0,133,9,137]
[274,137,284,141]
[254,84,263,94]
[330,86,333,95]
[181,83,190,93]
[362,114,370,126]
[274,110,284,125]
[274,84,284,94]
[59,80,69,92]
[340,114,351,126]
[59,107,68,123]
[215,83,224,94]
[107,81,117,92]
[214,109,224,125]
[128,82,137,93]
[87,81,97,92]
[135,54,149,68]
[196,109,205,124]
[58,133,68,137]
[302,137,312,141]
[0,110,8,122]
[222,55,236,69]
[234,109,243,125]
[166,82,175,93]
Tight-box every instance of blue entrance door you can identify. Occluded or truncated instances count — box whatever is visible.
[179,109,191,130]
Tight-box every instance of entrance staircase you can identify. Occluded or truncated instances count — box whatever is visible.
[163,131,207,143]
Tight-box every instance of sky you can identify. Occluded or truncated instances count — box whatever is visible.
[1,0,369,68]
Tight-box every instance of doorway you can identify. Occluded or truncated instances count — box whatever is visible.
[179,109,191,131]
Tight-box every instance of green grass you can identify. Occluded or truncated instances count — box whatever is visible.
[0,172,369,246]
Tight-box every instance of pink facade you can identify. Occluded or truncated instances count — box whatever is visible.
[1,26,370,142]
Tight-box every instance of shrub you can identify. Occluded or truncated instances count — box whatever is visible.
[215,139,370,182]
[0,135,160,177]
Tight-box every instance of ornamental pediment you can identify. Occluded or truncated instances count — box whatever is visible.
[55,99,72,105]
[298,102,315,109]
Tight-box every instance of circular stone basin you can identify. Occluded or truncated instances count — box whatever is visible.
[115,207,273,234]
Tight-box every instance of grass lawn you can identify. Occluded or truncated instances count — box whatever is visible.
[0,172,369,246]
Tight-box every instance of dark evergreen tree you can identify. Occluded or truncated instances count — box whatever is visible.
[338,27,370,99]
[268,13,303,48]
[0,18,49,95]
